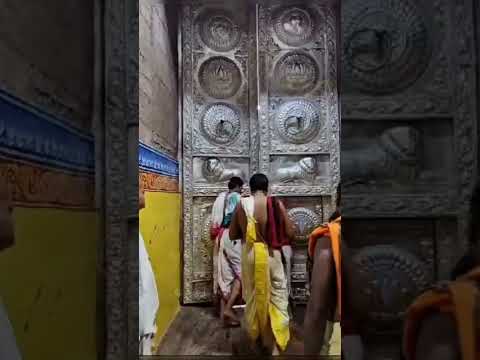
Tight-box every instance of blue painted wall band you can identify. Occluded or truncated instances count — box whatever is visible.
[0,89,95,174]
[0,89,179,178]
[139,142,179,177]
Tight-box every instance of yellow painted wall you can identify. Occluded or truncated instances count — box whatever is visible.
[0,207,97,360]
[139,191,181,348]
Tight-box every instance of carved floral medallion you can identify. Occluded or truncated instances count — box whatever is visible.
[198,57,242,99]
[198,10,241,52]
[274,52,319,95]
[273,5,316,47]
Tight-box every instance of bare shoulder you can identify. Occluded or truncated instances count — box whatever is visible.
[415,312,460,360]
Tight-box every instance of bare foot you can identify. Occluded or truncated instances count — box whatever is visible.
[223,308,239,323]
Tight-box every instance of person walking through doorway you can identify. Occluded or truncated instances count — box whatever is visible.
[229,173,295,355]
[210,176,244,327]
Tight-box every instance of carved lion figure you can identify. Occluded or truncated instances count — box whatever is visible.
[202,157,244,183]
[342,126,422,186]
[273,156,318,183]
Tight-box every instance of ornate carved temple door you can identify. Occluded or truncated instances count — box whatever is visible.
[341,0,477,357]
[180,0,340,304]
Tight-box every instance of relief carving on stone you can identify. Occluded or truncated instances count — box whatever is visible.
[270,155,329,186]
[273,157,317,183]
[342,126,422,186]
[272,4,318,48]
[291,248,309,300]
[200,103,241,145]
[273,51,320,95]
[195,157,248,185]
[344,120,457,191]
[341,0,451,117]
[342,0,432,95]
[196,9,241,53]
[274,99,323,144]
[280,197,325,302]
[191,198,215,295]
[193,102,250,156]
[349,245,430,334]
[288,207,322,246]
[198,57,242,99]
[269,98,329,154]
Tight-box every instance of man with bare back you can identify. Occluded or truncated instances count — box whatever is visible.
[303,185,364,359]
[229,173,295,355]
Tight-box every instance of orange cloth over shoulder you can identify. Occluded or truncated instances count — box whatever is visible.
[308,216,341,318]
[403,266,480,360]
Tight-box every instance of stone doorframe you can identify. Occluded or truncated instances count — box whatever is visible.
[94,0,139,359]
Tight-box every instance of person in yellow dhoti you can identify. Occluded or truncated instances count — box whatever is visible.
[229,173,295,355]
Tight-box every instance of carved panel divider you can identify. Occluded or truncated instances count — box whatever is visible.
[181,0,340,304]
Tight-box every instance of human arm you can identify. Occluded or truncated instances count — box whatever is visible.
[229,204,244,241]
[413,312,460,360]
[277,199,295,241]
[304,236,336,355]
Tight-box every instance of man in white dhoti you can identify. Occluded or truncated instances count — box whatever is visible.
[0,185,22,360]
[210,177,244,327]
[139,189,160,355]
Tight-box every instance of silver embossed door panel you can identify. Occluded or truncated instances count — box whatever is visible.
[340,0,477,357]
[181,0,340,304]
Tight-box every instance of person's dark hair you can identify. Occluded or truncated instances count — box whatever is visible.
[228,176,244,190]
[249,173,269,193]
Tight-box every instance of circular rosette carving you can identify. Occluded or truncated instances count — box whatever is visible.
[275,100,322,144]
[198,57,242,99]
[197,10,241,52]
[273,5,316,47]
[200,103,241,145]
[343,0,431,94]
[274,52,319,95]
[349,245,430,333]
[288,207,321,246]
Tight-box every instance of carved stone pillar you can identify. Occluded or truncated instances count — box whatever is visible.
[103,0,139,358]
